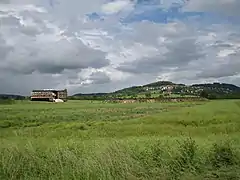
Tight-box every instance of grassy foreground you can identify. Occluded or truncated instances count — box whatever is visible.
[0,100,240,179]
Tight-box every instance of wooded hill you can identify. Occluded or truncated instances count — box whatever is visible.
[72,81,240,100]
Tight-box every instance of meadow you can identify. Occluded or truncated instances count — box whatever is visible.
[0,100,240,179]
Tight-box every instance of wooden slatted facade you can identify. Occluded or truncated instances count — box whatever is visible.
[31,89,68,102]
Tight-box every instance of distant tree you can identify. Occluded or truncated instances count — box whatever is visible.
[145,93,151,98]
[127,93,132,97]
[158,94,164,99]
[208,94,217,99]
[131,94,137,98]
[164,92,170,97]
[199,90,209,98]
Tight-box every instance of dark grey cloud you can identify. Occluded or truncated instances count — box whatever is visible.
[0,35,13,59]
[196,56,240,79]
[1,40,108,74]
[163,37,205,66]
[0,0,9,3]
[117,37,205,74]
[0,72,59,95]
[88,71,111,84]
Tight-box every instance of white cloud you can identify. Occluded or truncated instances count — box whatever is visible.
[183,0,240,16]
[217,49,236,58]
[0,4,46,13]
[0,0,240,95]
[101,0,134,15]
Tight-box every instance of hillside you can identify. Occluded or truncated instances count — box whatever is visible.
[73,93,109,97]
[72,81,240,100]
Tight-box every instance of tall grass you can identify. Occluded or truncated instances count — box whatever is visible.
[0,139,239,180]
[0,100,240,179]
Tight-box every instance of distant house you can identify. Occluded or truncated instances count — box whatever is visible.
[31,89,68,102]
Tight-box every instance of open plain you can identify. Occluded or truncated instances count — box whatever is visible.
[0,100,240,180]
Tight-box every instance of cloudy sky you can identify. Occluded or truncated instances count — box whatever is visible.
[1,0,240,95]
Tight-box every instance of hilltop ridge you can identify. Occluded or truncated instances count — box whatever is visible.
[72,81,240,100]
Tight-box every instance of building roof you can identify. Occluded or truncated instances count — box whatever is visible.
[32,89,67,92]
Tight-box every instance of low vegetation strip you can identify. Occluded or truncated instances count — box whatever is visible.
[104,97,207,103]
[0,99,16,105]
[0,100,240,179]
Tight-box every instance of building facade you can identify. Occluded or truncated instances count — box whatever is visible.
[31,89,68,102]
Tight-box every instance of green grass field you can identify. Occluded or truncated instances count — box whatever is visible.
[0,100,240,179]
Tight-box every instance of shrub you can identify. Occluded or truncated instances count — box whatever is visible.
[209,141,236,168]
[151,141,165,168]
[170,138,199,178]
[145,93,151,98]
